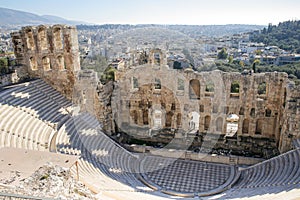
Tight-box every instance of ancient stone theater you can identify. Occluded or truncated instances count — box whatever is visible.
[0,25,300,199]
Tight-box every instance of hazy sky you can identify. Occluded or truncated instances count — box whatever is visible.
[1,0,300,25]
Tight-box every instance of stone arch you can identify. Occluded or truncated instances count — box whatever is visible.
[130,110,138,125]
[239,107,245,115]
[177,78,184,91]
[53,26,63,50]
[176,113,182,128]
[29,57,37,71]
[242,118,249,134]
[189,79,200,99]
[154,78,161,89]
[255,119,263,134]
[265,108,272,117]
[57,55,65,70]
[216,117,223,132]
[42,56,51,71]
[250,108,256,117]
[188,112,200,131]
[204,115,211,131]
[25,28,35,51]
[37,26,48,51]
[166,111,174,127]
[142,109,149,125]
[226,114,239,137]
[152,109,163,129]
[132,77,138,89]
[149,49,164,65]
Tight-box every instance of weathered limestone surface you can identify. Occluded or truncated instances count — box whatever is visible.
[112,59,300,155]
[11,24,80,99]
[10,25,300,157]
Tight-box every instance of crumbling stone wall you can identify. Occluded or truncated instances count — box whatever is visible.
[10,24,80,99]
[112,61,300,154]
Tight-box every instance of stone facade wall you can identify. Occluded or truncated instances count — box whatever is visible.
[10,25,80,99]
[112,63,300,154]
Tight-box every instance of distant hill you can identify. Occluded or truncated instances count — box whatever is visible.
[250,20,300,53]
[0,7,87,26]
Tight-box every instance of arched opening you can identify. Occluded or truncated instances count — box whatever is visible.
[154,52,161,65]
[132,77,138,89]
[176,113,182,128]
[166,111,173,127]
[255,119,263,134]
[242,119,249,134]
[152,110,163,130]
[42,56,51,71]
[216,117,223,132]
[29,57,37,71]
[38,27,48,51]
[239,107,245,115]
[177,78,184,91]
[154,78,161,90]
[57,55,65,70]
[250,108,256,117]
[226,114,239,137]
[204,115,211,131]
[283,88,287,108]
[258,82,266,95]
[142,109,149,125]
[25,29,35,51]
[189,79,200,99]
[53,27,63,50]
[130,110,138,125]
[188,112,200,131]
[265,109,272,117]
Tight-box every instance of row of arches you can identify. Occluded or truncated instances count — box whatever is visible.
[29,55,66,71]
[24,26,65,52]
[130,77,267,99]
[129,109,270,136]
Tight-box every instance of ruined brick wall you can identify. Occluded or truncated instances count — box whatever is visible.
[279,82,300,152]
[10,25,80,99]
[112,64,300,154]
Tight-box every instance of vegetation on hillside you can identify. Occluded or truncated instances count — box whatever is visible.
[250,20,300,53]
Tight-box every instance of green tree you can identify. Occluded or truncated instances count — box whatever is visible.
[217,48,228,60]
[0,57,8,75]
[228,55,233,64]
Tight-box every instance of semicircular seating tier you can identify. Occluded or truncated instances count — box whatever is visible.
[0,79,300,200]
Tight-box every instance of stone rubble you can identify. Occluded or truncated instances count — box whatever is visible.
[0,163,97,200]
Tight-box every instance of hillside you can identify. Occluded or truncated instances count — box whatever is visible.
[0,7,85,26]
[250,20,300,53]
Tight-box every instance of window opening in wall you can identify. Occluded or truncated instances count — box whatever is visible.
[255,119,263,134]
[132,77,138,89]
[177,78,184,90]
[258,82,266,95]
[204,115,211,131]
[231,81,240,93]
[216,117,223,132]
[29,57,37,70]
[42,56,51,71]
[38,28,48,51]
[250,108,256,117]
[154,78,161,89]
[189,79,200,99]
[242,119,249,134]
[226,114,239,137]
